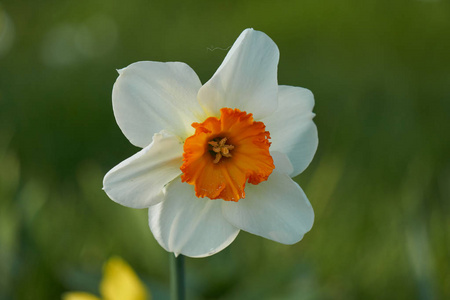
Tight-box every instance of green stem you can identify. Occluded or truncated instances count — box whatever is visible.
[170,253,185,300]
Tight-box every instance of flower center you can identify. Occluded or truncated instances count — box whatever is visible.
[180,108,274,202]
[208,137,234,163]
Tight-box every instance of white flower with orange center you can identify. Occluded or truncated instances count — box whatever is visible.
[103,29,318,257]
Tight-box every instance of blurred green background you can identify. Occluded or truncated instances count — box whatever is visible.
[1,0,449,299]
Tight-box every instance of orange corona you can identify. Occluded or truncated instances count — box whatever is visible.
[180,108,274,201]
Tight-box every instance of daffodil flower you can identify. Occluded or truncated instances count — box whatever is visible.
[103,28,318,258]
[63,256,149,300]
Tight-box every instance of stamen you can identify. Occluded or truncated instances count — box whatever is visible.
[213,153,222,164]
[209,137,234,163]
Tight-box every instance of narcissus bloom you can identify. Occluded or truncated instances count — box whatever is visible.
[103,28,318,257]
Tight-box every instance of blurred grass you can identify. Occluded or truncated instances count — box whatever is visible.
[1,0,449,299]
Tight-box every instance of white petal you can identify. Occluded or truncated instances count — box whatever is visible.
[221,172,314,244]
[271,151,294,175]
[198,28,279,119]
[103,131,183,209]
[263,85,318,177]
[112,61,207,147]
[149,178,240,258]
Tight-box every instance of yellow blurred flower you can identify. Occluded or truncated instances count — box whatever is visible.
[63,257,150,300]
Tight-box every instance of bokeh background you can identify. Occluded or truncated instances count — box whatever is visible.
[1,0,449,299]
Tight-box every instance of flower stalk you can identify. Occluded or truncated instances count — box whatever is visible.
[170,254,185,300]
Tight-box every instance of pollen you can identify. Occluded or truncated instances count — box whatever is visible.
[209,137,234,163]
[180,108,275,202]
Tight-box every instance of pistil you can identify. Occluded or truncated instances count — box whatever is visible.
[208,137,234,163]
